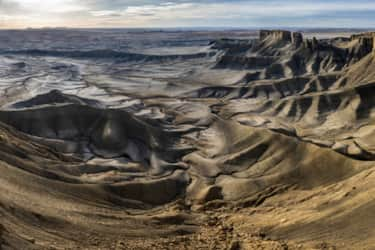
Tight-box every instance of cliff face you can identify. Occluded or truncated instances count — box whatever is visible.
[259,30,292,42]
[200,30,375,164]
[350,32,375,39]
[292,32,303,47]
[350,32,375,52]
[353,37,373,60]
[214,30,374,77]
[259,30,303,47]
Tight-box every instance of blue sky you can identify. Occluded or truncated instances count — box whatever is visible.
[0,0,375,28]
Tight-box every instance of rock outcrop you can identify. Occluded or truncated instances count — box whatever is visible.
[214,30,374,78]
[259,30,292,42]
[292,32,303,47]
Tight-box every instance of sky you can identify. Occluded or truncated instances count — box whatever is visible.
[1,0,375,29]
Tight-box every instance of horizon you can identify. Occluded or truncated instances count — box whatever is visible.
[0,27,373,32]
[1,1,375,29]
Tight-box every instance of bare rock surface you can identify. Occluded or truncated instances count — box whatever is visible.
[1,29,375,249]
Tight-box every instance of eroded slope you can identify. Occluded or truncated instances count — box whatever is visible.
[1,30,375,249]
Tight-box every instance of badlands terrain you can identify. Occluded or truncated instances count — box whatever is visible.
[1,28,375,249]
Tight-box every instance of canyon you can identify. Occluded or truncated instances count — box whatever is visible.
[0,29,375,249]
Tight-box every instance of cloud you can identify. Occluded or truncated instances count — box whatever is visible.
[2,0,375,28]
[13,0,88,12]
[90,10,122,17]
[0,0,21,13]
[88,1,375,26]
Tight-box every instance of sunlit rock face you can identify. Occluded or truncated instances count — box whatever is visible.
[1,29,375,249]
[259,30,292,42]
